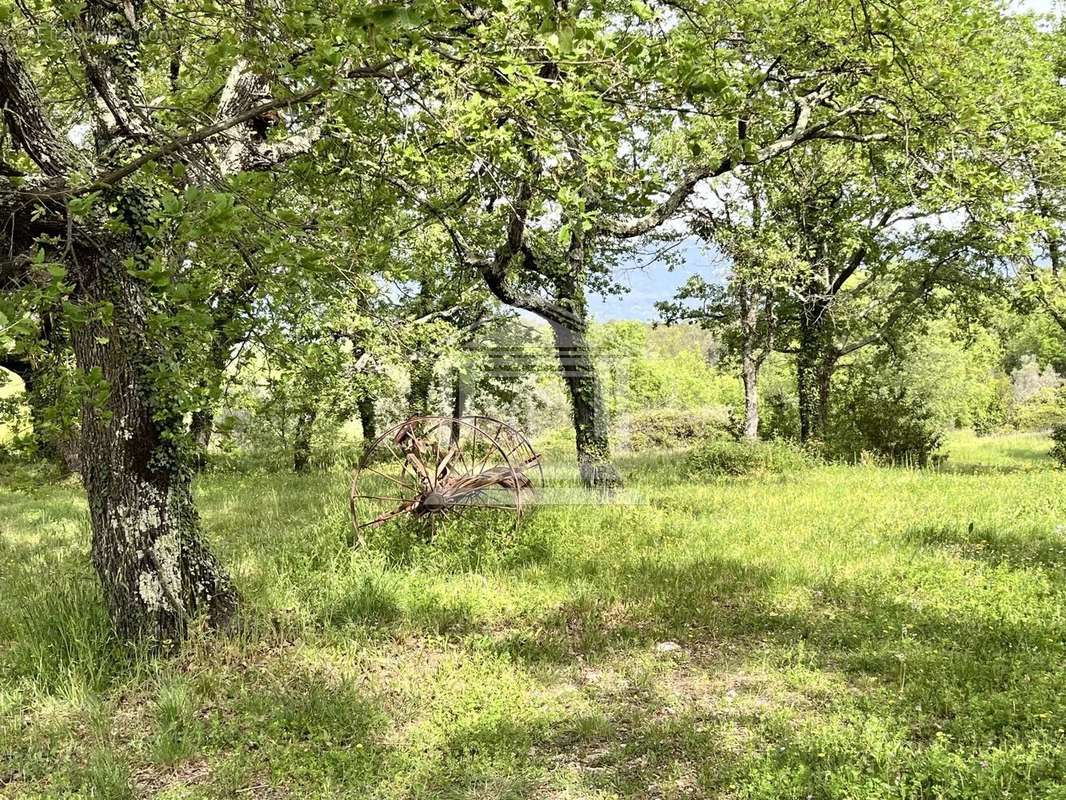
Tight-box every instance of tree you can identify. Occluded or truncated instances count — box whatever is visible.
[0,1,412,641]
[388,0,944,484]
[658,178,784,440]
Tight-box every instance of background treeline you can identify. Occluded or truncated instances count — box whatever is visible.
[9,293,1058,471]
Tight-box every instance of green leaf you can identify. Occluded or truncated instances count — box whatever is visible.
[68,192,100,217]
[630,0,653,22]
[558,24,574,55]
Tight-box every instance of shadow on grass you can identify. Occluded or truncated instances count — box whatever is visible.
[935,463,1040,476]
[905,522,1066,573]
[486,548,1065,748]
[414,693,761,799]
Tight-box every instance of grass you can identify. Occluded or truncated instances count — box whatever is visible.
[1,430,1064,798]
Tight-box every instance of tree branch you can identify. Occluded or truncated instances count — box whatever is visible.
[603,91,885,239]
[25,60,404,197]
[0,37,78,177]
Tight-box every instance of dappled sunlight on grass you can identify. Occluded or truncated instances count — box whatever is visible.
[1,432,1064,797]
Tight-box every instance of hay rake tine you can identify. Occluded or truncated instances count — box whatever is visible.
[350,416,541,541]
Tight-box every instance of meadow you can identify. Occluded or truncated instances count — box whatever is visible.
[1,430,1064,799]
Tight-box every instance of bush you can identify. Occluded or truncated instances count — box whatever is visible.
[624,407,730,450]
[831,373,945,467]
[1051,425,1066,468]
[1010,385,1066,431]
[684,439,813,477]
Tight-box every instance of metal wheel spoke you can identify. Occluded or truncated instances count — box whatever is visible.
[355,494,409,503]
[350,416,540,539]
[363,465,418,492]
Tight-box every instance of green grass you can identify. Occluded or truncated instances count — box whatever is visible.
[1,430,1064,798]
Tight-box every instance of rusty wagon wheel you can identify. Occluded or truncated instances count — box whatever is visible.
[349,415,538,545]
[466,415,544,498]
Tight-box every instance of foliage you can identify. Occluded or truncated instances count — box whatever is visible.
[0,369,27,449]
[891,318,1009,432]
[1010,354,1064,405]
[1050,425,1066,468]
[623,407,730,451]
[684,438,813,477]
[1013,386,1066,432]
[830,374,945,467]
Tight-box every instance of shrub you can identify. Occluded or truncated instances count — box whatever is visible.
[684,438,813,477]
[1051,425,1066,468]
[1010,385,1066,431]
[624,407,730,450]
[831,374,944,467]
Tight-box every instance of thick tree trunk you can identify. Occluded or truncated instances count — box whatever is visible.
[357,395,376,444]
[71,247,238,643]
[550,319,622,489]
[795,290,840,445]
[796,315,837,444]
[293,407,316,473]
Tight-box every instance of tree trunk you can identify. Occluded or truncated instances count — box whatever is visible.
[450,373,465,445]
[293,407,316,473]
[740,350,760,441]
[408,356,434,417]
[796,349,818,444]
[796,308,827,444]
[189,408,214,471]
[71,246,238,643]
[816,355,837,440]
[550,318,622,489]
[357,395,376,444]
[796,313,837,444]
[737,285,761,441]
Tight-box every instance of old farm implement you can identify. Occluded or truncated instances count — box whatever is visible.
[349,415,542,541]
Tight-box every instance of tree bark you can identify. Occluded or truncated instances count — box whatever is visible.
[550,318,622,489]
[292,406,317,473]
[816,354,837,440]
[357,395,376,444]
[71,246,238,643]
[796,345,818,444]
[740,349,760,441]
[449,373,466,445]
[797,305,827,444]
[796,308,837,444]
[737,284,762,441]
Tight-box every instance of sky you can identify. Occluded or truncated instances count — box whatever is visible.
[588,0,1060,322]
[588,238,726,321]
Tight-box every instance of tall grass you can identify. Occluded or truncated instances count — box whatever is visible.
[1,430,1064,798]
